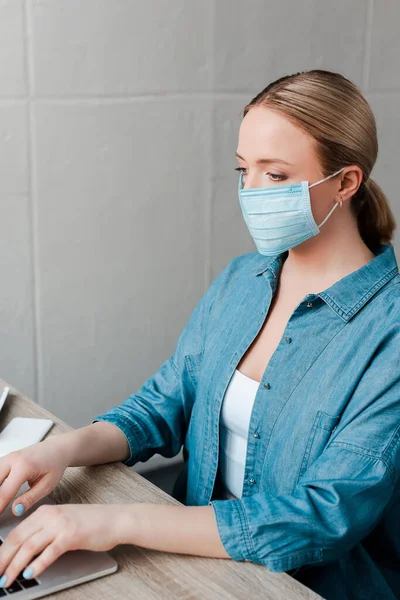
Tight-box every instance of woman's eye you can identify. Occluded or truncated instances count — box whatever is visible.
[267,172,287,182]
[234,168,287,183]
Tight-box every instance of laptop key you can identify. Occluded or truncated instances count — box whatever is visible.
[19,578,39,589]
[3,579,22,593]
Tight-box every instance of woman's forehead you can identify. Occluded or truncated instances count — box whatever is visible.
[237,106,317,166]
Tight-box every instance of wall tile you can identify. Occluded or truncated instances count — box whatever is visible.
[211,96,256,278]
[0,194,35,398]
[30,0,213,96]
[33,98,211,427]
[0,104,29,195]
[369,1,400,90]
[366,93,400,254]
[0,104,34,397]
[0,0,26,96]
[214,0,368,92]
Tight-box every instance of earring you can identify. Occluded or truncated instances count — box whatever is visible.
[339,197,343,208]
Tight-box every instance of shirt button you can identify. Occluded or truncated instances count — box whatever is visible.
[253,432,260,439]
[306,301,313,308]
[263,382,271,389]
[249,478,256,484]
[284,336,292,343]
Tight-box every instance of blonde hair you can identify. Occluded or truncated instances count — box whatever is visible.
[243,70,396,253]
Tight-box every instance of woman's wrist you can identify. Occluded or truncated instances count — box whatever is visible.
[112,504,139,546]
[41,432,76,468]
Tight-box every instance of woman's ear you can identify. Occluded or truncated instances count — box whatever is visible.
[337,166,363,201]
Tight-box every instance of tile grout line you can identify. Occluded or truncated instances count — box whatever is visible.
[0,88,399,102]
[362,0,374,92]
[0,92,257,105]
[23,0,43,407]
[205,1,216,291]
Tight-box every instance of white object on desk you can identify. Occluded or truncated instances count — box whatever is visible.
[0,386,10,413]
[0,416,54,457]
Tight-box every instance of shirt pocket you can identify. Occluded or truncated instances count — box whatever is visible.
[296,410,341,483]
[184,350,204,387]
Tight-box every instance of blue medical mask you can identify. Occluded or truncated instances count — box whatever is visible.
[238,167,345,256]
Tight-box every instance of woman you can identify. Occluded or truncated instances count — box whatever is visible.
[0,70,398,600]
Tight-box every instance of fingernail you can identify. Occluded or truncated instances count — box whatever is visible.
[0,575,7,587]
[14,504,24,516]
[23,567,34,579]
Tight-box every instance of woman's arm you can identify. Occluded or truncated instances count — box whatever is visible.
[119,503,230,559]
[43,421,131,467]
[47,428,231,558]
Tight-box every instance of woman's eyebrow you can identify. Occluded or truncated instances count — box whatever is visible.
[235,151,293,166]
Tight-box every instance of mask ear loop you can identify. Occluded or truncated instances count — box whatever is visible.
[318,201,341,227]
[308,167,346,189]
[318,194,344,227]
[310,167,345,227]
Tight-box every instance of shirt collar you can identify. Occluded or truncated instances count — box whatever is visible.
[252,243,399,322]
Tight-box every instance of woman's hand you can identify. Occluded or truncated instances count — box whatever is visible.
[0,503,126,589]
[0,441,70,518]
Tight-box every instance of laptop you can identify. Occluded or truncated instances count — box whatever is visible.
[0,481,118,598]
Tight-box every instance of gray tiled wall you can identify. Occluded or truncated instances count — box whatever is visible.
[0,1,398,473]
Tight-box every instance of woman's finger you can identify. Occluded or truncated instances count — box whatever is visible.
[20,537,70,582]
[0,505,50,576]
[0,504,73,587]
[0,459,12,488]
[12,475,55,517]
[0,530,48,589]
[0,465,18,515]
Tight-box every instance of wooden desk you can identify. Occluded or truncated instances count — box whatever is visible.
[0,379,324,599]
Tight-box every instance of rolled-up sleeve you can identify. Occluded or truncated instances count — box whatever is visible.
[91,354,186,466]
[210,443,396,572]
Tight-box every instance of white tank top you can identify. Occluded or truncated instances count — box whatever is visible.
[219,369,260,499]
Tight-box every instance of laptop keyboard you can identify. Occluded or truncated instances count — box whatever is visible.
[0,539,40,595]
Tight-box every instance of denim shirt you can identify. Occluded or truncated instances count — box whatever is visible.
[92,242,400,600]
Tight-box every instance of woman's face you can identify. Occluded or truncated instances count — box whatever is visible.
[236,106,344,227]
